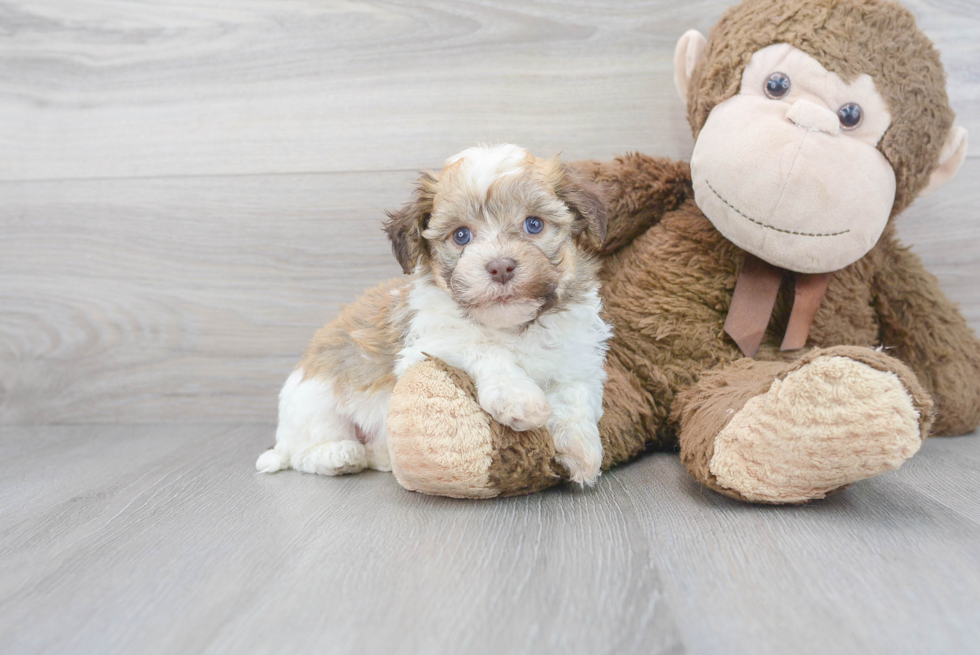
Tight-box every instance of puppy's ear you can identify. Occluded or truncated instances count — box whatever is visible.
[384,171,437,274]
[553,162,608,251]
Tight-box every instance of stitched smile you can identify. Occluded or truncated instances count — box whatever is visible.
[706,180,850,237]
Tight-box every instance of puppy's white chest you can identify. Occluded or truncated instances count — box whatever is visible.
[515,306,610,384]
[397,279,610,387]
[508,325,580,384]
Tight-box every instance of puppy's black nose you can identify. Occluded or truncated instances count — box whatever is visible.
[486,258,517,284]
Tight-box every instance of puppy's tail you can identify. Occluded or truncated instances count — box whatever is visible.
[255,448,285,473]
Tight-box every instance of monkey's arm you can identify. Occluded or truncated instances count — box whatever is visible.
[571,154,692,256]
[873,230,980,436]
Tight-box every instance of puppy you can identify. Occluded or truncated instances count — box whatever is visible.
[256,144,612,485]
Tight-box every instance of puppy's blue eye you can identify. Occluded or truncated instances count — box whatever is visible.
[524,216,544,234]
[452,227,472,246]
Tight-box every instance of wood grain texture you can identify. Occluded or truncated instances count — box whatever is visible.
[635,434,980,655]
[0,424,685,655]
[0,0,976,182]
[1,0,978,424]
[0,424,978,655]
[899,157,980,327]
[2,3,979,654]
[2,160,978,424]
[0,172,407,423]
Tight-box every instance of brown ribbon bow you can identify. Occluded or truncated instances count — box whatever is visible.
[723,254,831,358]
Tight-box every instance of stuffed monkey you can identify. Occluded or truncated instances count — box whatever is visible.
[384,0,980,503]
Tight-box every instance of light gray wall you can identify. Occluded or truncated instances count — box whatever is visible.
[2,0,978,424]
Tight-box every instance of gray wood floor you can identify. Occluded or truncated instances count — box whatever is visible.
[2,1,979,654]
[2,425,979,655]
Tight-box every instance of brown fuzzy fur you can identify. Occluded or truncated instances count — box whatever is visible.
[299,277,412,398]
[384,172,437,275]
[576,156,692,257]
[594,161,978,451]
[673,345,935,503]
[689,0,954,216]
[385,0,980,501]
[388,151,980,499]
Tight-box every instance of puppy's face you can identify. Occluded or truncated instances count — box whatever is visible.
[384,145,607,329]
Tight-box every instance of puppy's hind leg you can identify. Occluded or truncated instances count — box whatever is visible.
[256,370,367,476]
[362,426,392,472]
[345,390,394,473]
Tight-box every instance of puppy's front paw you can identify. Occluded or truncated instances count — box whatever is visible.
[479,379,551,432]
[551,420,603,486]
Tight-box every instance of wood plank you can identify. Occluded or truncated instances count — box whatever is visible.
[1,423,978,654]
[0,172,408,424]
[0,424,685,655]
[899,156,980,328]
[2,159,978,424]
[1,0,976,182]
[632,434,980,655]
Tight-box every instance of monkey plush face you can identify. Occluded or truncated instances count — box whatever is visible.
[674,0,969,275]
[690,43,896,273]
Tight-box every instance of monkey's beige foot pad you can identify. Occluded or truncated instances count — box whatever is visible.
[387,358,563,499]
[709,355,924,504]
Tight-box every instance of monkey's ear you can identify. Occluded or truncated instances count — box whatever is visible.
[555,163,608,252]
[674,30,707,105]
[384,171,437,274]
[919,126,968,198]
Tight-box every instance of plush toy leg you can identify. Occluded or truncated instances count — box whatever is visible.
[673,346,935,504]
[386,358,564,498]
[386,357,658,498]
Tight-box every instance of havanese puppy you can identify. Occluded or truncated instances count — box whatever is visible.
[256,144,612,485]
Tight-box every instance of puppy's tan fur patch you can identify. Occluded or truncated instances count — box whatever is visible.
[299,278,413,399]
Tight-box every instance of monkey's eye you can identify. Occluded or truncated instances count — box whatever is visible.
[452,227,473,246]
[764,72,791,99]
[837,102,863,130]
[523,216,544,235]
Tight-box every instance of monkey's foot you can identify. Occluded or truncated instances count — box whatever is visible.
[678,347,933,504]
